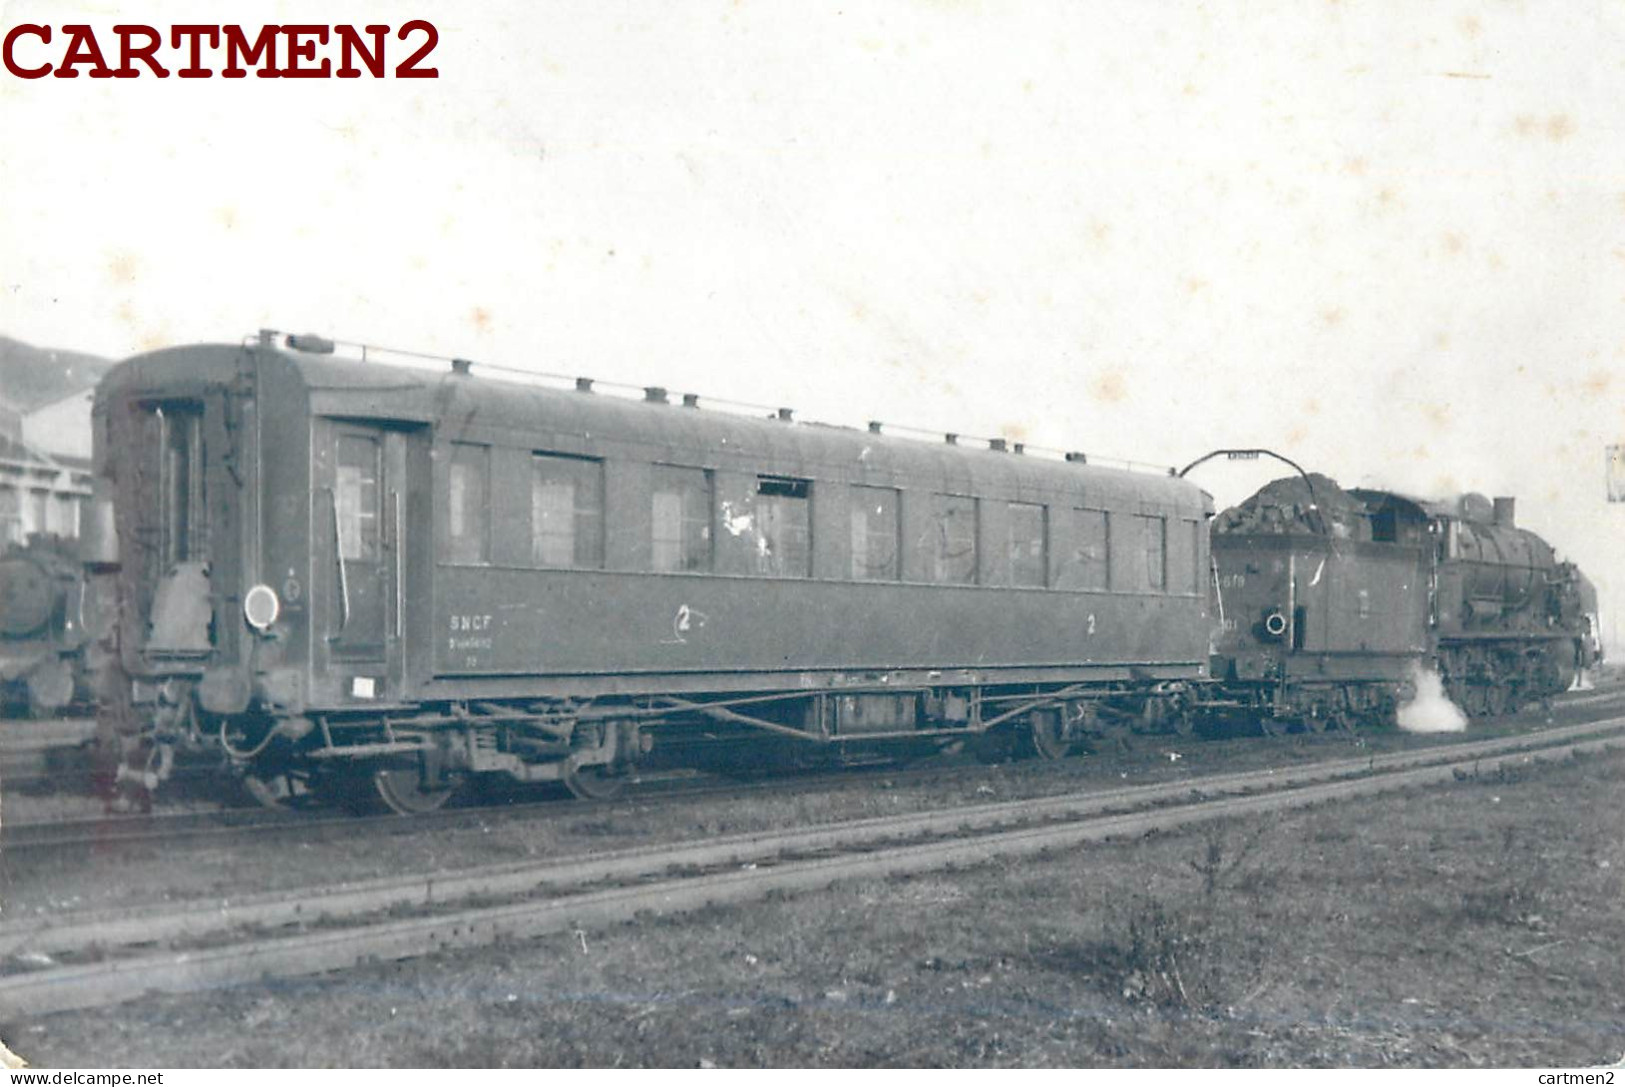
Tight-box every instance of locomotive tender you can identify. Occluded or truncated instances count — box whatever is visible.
[92,332,1213,811]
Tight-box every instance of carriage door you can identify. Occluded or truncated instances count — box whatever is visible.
[327,423,408,691]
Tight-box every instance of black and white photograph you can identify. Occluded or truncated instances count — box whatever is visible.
[1,1,1622,1071]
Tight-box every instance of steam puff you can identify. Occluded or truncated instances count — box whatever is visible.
[1397,663,1468,733]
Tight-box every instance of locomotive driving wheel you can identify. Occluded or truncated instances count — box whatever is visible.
[372,767,457,815]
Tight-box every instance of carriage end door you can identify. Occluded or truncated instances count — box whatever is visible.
[326,422,409,691]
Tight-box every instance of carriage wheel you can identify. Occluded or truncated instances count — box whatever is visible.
[241,771,313,810]
[559,760,626,801]
[1026,709,1073,760]
[372,767,457,815]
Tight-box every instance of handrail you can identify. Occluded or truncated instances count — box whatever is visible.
[393,491,404,639]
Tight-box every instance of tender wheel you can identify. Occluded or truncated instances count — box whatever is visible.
[372,767,457,815]
[558,760,626,801]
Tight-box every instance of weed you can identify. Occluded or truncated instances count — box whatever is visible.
[1119,896,1205,1007]
[1046,895,1235,1012]
[1188,822,1269,899]
[1457,825,1550,928]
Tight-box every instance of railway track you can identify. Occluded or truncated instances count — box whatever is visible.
[7,683,1625,854]
[4,711,1622,1021]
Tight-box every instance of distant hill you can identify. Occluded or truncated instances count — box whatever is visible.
[0,336,114,411]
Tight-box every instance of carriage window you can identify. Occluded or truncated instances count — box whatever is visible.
[850,485,900,581]
[1139,514,1167,591]
[1165,517,1199,595]
[1058,508,1110,591]
[336,434,380,562]
[754,475,811,577]
[1008,502,1047,588]
[446,442,489,563]
[1188,519,1202,594]
[925,493,978,585]
[652,465,712,572]
[531,453,604,568]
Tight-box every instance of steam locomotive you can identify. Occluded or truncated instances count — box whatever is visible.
[86,333,1600,811]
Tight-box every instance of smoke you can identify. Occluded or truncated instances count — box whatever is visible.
[1397,663,1468,733]
[1569,669,1595,692]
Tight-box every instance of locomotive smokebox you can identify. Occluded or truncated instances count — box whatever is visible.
[0,555,56,638]
[1493,496,1515,527]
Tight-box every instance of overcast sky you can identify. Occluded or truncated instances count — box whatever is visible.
[3,1,1622,645]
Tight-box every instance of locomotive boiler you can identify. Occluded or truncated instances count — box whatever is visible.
[1352,489,1601,714]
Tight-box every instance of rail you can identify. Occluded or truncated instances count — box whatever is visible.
[4,713,1622,1018]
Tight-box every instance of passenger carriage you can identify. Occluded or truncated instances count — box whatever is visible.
[93,331,1213,811]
